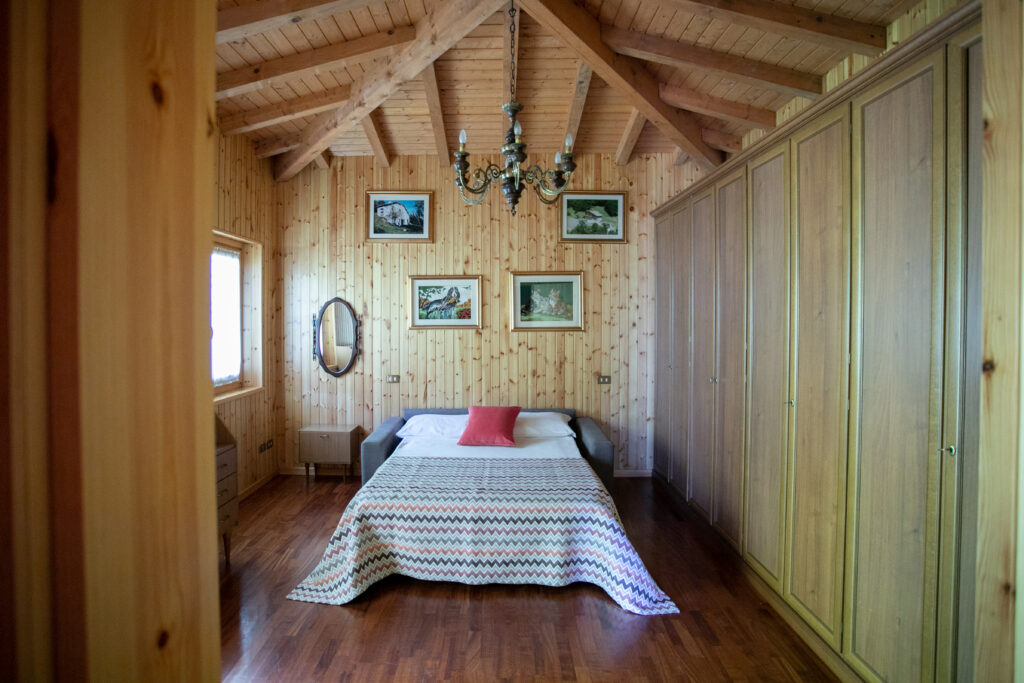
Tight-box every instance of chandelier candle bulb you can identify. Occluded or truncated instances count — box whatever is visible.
[565,133,573,152]
[458,129,466,151]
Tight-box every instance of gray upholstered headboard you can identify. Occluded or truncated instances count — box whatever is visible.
[402,408,577,419]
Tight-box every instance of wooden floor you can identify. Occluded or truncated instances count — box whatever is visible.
[220,475,835,682]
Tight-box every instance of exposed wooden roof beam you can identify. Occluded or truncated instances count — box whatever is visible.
[659,0,886,56]
[615,109,646,166]
[254,134,301,159]
[701,128,743,153]
[361,112,390,167]
[217,0,376,45]
[659,82,776,129]
[274,0,507,182]
[563,62,592,149]
[216,25,415,100]
[218,85,352,135]
[420,63,450,167]
[602,26,821,98]
[519,0,721,170]
[313,151,332,169]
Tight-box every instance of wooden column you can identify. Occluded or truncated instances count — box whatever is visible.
[976,0,1022,678]
[46,0,220,679]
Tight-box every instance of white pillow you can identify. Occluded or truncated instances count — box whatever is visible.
[396,414,469,439]
[514,411,574,437]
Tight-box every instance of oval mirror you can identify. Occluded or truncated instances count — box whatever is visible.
[314,297,359,376]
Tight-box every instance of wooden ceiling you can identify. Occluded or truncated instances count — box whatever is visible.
[215,0,917,181]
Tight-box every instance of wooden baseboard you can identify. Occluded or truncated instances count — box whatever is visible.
[652,473,861,682]
[614,469,652,478]
[741,566,861,682]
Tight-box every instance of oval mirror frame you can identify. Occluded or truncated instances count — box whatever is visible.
[313,297,359,377]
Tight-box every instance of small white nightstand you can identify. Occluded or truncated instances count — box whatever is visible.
[298,424,360,483]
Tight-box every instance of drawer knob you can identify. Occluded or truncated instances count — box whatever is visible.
[319,434,329,439]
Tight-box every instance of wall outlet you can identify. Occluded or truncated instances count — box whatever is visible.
[386,375,400,383]
[597,375,612,384]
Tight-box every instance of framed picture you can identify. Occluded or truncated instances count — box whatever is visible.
[409,275,482,329]
[367,191,433,242]
[510,271,583,331]
[560,192,626,242]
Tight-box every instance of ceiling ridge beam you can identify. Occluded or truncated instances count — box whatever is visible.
[217,0,376,45]
[659,82,776,129]
[700,128,742,153]
[519,0,722,170]
[361,112,391,167]
[273,0,508,182]
[615,109,646,166]
[659,0,886,56]
[562,62,593,149]
[218,85,352,136]
[254,134,301,159]
[420,63,450,167]
[601,25,822,98]
[216,25,416,101]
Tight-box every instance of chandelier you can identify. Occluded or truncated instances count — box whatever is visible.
[452,1,576,216]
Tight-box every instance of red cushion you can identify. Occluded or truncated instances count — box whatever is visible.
[457,406,521,447]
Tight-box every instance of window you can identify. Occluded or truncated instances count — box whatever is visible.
[211,232,262,397]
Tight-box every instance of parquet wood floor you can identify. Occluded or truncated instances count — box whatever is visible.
[220,476,836,682]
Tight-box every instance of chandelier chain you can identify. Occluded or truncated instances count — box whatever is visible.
[508,3,517,102]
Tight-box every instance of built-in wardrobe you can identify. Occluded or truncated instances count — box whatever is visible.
[652,15,981,683]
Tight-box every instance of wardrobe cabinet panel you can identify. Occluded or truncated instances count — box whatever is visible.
[671,205,693,494]
[744,146,790,589]
[846,53,945,683]
[688,190,716,518]
[785,109,850,647]
[653,215,676,481]
[713,172,747,549]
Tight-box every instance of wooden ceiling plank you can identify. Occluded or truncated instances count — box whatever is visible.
[659,82,776,128]
[659,0,886,56]
[361,112,391,166]
[519,0,722,170]
[217,0,376,45]
[700,127,742,153]
[420,63,450,166]
[219,84,352,135]
[274,0,508,181]
[601,25,822,98]
[563,62,593,148]
[216,25,416,100]
[615,108,646,165]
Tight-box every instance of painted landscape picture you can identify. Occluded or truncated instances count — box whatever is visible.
[409,276,481,328]
[510,272,583,331]
[561,193,625,242]
[367,192,432,241]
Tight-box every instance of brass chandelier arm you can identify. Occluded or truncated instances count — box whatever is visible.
[532,184,561,205]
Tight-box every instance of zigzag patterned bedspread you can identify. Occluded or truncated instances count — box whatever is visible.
[288,436,678,615]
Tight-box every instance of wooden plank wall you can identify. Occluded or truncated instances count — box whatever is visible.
[278,154,702,474]
[214,134,283,498]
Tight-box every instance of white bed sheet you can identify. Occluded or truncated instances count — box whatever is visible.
[391,435,581,459]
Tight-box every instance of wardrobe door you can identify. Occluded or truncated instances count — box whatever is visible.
[688,189,716,518]
[653,215,676,480]
[713,171,747,549]
[786,107,850,648]
[744,144,790,590]
[671,204,693,495]
[846,51,945,683]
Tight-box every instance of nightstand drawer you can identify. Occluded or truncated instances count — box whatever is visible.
[215,444,237,482]
[218,497,238,533]
[299,425,358,465]
[216,473,237,508]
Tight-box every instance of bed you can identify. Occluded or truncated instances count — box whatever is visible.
[288,409,678,615]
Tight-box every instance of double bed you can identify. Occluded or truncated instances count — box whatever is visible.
[288,409,677,615]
